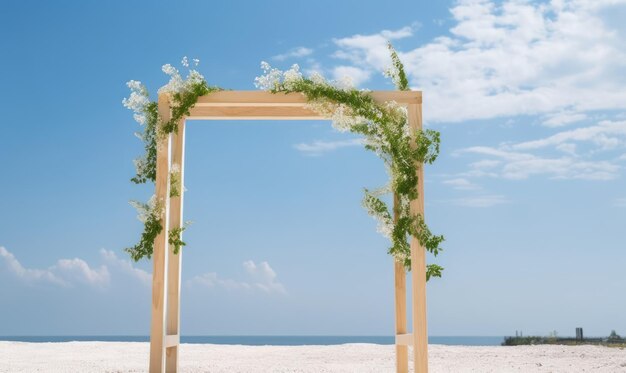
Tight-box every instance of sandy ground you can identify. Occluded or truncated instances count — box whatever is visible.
[0,342,625,372]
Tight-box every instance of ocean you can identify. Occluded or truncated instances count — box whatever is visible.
[0,336,504,346]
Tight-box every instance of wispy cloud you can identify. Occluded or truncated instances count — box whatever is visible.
[294,138,363,156]
[450,195,510,208]
[542,111,588,128]
[0,246,66,285]
[0,246,110,287]
[329,1,626,123]
[460,146,620,180]
[443,177,481,190]
[273,47,314,61]
[100,249,151,286]
[511,120,626,151]
[331,66,372,87]
[0,246,152,288]
[332,25,416,72]
[451,118,626,181]
[188,260,286,295]
[243,260,286,294]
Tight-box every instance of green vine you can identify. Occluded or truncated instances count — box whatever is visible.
[124,49,445,281]
[169,165,181,198]
[123,59,220,261]
[255,43,444,279]
[125,197,163,261]
[168,224,189,255]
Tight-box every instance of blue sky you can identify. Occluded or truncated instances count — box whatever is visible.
[1,0,626,338]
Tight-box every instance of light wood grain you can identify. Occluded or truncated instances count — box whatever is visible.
[146,90,428,373]
[395,333,413,346]
[394,193,409,373]
[193,90,421,107]
[150,94,172,373]
[164,335,180,348]
[165,119,186,373]
[187,106,325,120]
[409,103,428,373]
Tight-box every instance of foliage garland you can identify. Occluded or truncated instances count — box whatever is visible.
[123,48,444,280]
[254,44,444,279]
[123,58,220,261]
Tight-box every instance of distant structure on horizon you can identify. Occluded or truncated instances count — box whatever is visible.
[503,328,625,347]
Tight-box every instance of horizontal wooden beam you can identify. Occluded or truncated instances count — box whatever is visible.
[187,106,326,120]
[165,334,179,348]
[192,90,421,108]
[396,333,413,346]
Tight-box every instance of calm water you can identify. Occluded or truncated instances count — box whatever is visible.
[0,336,504,346]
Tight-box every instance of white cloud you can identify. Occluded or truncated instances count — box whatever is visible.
[294,138,363,156]
[0,247,153,288]
[273,47,314,61]
[450,117,626,181]
[329,1,626,123]
[329,25,414,87]
[331,66,372,87]
[0,246,65,285]
[333,25,415,70]
[443,177,481,190]
[100,249,151,286]
[470,159,501,170]
[188,260,286,294]
[451,194,510,207]
[542,111,588,127]
[460,146,620,180]
[52,258,109,287]
[242,260,286,294]
[512,120,626,151]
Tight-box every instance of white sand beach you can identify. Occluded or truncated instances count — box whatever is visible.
[1,342,625,372]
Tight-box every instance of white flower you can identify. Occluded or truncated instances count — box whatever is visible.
[126,80,143,91]
[283,64,302,90]
[133,113,146,125]
[383,67,402,89]
[130,194,161,224]
[335,75,354,91]
[330,104,361,132]
[193,58,200,66]
[133,157,147,178]
[187,69,205,85]
[159,64,184,94]
[159,58,206,95]
[170,163,181,173]
[254,61,283,90]
[122,80,150,125]
[376,218,394,239]
[162,64,178,76]
[310,71,326,85]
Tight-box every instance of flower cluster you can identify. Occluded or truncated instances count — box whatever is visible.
[159,57,206,96]
[254,45,444,279]
[123,80,150,125]
[122,49,444,280]
[126,195,163,261]
[123,57,221,261]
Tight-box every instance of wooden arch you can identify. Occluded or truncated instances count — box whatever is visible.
[149,90,428,373]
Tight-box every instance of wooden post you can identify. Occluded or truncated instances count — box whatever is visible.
[165,119,186,372]
[140,90,423,372]
[409,102,428,372]
[394,194,409,373]
[150,94,172,373]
